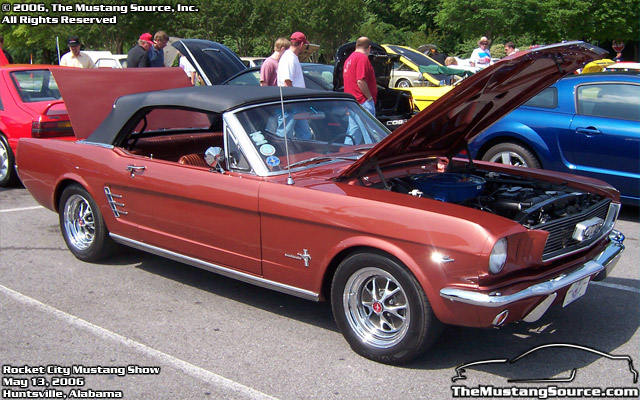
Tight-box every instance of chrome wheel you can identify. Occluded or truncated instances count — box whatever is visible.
[0,139,8,181]
[343,267,410,348]
[488,151,528,167]
[63,194,96,251]
[396,79,410,88]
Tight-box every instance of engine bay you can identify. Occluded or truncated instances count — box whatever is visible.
[387,169,605,229]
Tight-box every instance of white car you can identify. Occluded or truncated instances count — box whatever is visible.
[84,51,128,68]
[240,57,266,68]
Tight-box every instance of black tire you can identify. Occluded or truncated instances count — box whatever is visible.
[59,184,116,262]
[482,142,541,169]
[0,134,19,187]
[395,79,411,88]
[331,252,443,364]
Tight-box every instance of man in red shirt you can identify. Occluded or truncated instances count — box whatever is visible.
[343,37,377,116]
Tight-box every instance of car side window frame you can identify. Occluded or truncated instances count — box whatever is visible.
[576,82,640,121]
[224,123,254,174]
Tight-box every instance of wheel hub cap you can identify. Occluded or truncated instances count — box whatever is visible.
[343,267,410,349]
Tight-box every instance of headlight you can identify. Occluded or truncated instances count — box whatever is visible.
[489,238,508,274]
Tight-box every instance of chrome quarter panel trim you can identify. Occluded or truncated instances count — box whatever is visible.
[109,233,320,302]
[440,231,624,307]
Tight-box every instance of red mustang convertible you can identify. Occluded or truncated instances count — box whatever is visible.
[16,42,625,364]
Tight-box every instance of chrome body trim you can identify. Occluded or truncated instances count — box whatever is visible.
[104,186,127,217]
[109,233,320,302]
[440,230,625,307]
[542,202,620,262]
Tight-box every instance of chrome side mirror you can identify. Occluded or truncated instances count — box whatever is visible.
[205,146,225,173]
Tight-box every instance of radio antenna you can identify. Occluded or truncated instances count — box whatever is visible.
[280,86,294,185]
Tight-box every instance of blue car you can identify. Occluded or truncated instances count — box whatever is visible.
[469,72,640,205]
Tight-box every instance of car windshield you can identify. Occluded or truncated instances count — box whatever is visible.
[233,99,389,174]
[10,70,62,103]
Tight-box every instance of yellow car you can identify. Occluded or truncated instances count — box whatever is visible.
[383,44,467,110]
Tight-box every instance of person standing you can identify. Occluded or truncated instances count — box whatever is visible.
[276,32,311,139]
[60,36,94,68]
[277,32,308,87]
[178,52,197,85]
[343,37,377,117]
[0,36,12,65]
[260,37,289,86]
[127,33,152,68]
[470,36,492,69]
[504,41,518,57]
[148,31,169,67]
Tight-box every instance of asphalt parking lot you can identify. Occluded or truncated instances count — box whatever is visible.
[1,186,638,400]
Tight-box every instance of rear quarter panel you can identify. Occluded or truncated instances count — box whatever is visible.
[17,138,137,239]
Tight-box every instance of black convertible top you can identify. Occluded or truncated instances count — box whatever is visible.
[86,85,354,144]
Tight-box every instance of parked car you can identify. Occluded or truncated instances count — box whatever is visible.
[381,44,447,88]
[17,42,625,365]
[84,51,128,68]
[468,72,640,205]
[381,44,465,110]
[0,65,74,186]
[172,39,247,85]
[240,57,266,68]
[604,62,640,72]
[334,42,416,130]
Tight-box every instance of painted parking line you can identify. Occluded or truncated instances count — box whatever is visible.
[0,205,44,213]
[0,284,279,400]
[591,281,640,294]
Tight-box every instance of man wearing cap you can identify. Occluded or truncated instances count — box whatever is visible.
[127,33,152,68]
[60,36,94,68]
[277,31,308,88]
[275,31,312,140]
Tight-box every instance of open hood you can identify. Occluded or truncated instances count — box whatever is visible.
[171,39,247,85]
[51,68,191,140]
[337,41,608,180]
[333,42,398,90]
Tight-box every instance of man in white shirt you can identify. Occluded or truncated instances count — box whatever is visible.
[277,32,308,87]
[275,32,312,139]
[60,36,94,69]
[469,36,492,69]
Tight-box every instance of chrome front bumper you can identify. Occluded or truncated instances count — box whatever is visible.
[439,230,625,308]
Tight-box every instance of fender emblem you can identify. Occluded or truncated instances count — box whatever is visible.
[285,249,312,267]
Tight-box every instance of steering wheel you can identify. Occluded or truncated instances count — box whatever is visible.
[321,133,357,154]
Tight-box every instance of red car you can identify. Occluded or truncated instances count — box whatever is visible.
[0,65,74,187]
[16,42,625,364]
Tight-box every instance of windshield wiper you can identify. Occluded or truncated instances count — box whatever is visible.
[287,156,335,169]
[354,145,375,152]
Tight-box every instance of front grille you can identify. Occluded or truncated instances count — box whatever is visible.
[537,199,611,261]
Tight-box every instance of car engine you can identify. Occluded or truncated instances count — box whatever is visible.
[389,171,607,228]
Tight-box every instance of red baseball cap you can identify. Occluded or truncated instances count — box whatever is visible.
[139,33,153,45]
[290,32,309,45]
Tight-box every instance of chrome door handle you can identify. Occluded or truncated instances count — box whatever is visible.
[126,165,146,177]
